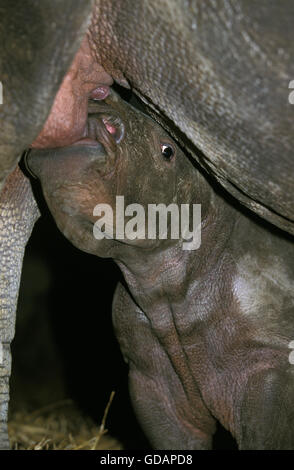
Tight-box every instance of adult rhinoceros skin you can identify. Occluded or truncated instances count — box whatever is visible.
[90,0,294,235]
[0,0,93,187]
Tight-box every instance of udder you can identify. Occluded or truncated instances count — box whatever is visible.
[32,35,113,149]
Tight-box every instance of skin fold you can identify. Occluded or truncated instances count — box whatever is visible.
[88,0,294,235]
[26,91,294,450]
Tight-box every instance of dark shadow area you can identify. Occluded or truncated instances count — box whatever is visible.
[10,181,150,450]
[213,422,238,450]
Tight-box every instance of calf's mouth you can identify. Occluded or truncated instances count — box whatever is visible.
[23,99,125,179]
[74,100,125,152]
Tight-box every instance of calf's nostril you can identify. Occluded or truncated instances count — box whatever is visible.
[103,119,117,135]
[102,116,125,144]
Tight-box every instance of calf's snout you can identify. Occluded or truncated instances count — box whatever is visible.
[23,142,107,182]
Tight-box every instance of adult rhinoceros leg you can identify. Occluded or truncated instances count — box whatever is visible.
[0,167,39,449]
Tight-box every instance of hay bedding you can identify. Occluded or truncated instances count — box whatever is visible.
[8,392,123,450]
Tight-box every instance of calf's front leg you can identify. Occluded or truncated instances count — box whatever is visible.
[112,282,216,450]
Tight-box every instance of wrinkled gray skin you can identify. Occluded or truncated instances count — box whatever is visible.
[90,0,294,235]
[0,0,93,449]
[27,92,294,449]
[0,168,39,449]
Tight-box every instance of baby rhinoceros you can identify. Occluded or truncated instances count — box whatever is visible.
[26,90,294,450]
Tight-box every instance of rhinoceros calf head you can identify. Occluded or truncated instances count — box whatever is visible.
[26,91,205,256]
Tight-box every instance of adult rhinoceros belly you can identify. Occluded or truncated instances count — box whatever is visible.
[90,0,294,235]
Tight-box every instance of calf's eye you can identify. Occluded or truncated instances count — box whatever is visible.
[160,143,175,161]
